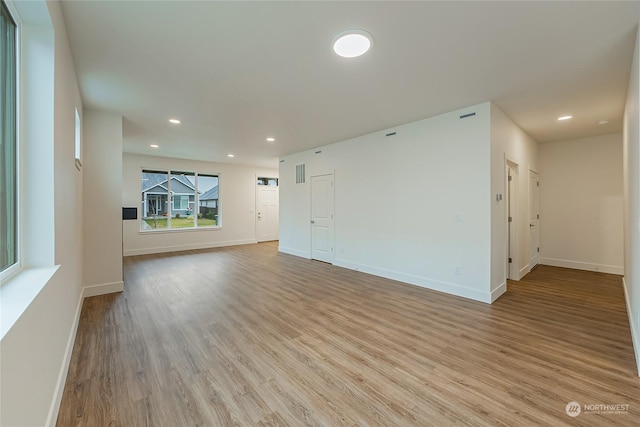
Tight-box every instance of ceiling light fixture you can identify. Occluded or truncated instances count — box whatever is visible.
[227,154,235,158]
[598,120,610,125]
[332,29,373,58]
[557,115,573,121]
[169,118,181,124]
[266,137,275,142]
[150,144,159,148]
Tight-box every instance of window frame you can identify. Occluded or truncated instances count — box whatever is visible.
[0,0,21,282]
[74,107,82,170]
[140,169,220,233]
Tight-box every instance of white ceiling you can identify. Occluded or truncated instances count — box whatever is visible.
[60,1,640,169]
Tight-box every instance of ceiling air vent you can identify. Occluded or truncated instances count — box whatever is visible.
[296,164,306,184]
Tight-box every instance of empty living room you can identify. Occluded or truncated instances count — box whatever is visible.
[1,1,640,426]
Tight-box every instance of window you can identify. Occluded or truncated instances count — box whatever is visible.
[257,177,278,186]
[1,0,18,276]
[196,174,218,228]
[141,170,219,230]
[173,195,189,211]
[74,107,82,170]
[169,171,195,227]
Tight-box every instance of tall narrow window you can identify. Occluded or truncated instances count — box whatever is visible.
[169,171,195,228]
[1,1,18,274]
[74,107,82,170]
[141,170,169,230]
[196,174,219,227]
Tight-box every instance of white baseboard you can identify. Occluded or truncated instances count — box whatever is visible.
[46,286,84,426]
[520,264,530,278]
[47,279,127,425]
[278,245,311,259]
[83,281,124,298]
[333,258,493,304]
[123,239,257,257]
[491,282,507,302]
[540,257,624,275]
[622,277,640,377]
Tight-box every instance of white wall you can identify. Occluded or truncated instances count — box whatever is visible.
[1,1,84,425]
[539,133,624,274]
[122,153,278,256]
[490,104,539,294]
[623,26,640,375]
[82,110,124,295]
[280,103,494,302]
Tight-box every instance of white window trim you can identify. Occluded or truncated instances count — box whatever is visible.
[0,0,22,284]
[74,107,82,170]
[140,169,221,232]
[1,0,60,342]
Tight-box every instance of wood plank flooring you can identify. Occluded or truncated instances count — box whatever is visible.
[57,243,640,426]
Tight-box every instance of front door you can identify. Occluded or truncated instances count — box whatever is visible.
[529,169,540,270]
[257,184,279,242]
[311,174,334,263]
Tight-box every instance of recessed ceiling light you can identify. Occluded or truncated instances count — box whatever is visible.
[169,118,181,124]
[150,144,159,148]
[332,29,373,58]
[598,120,610,125]
[557,115,573,121]
[227,154,235,158]
[266,137,275,142]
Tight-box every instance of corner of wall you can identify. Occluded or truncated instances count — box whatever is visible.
[623,278,640,376]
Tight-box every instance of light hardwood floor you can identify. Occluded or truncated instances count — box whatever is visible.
[57,242,640,426]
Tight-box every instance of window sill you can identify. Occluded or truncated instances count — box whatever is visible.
[0,266,59,340]
[138,226,222,235]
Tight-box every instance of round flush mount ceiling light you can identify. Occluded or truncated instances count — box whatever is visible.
[227,154,235,158]
[557,115,573,121]
[168,118,181,124]
[149,144,159,148]
[332,29,373,58]
[266,137,275,142]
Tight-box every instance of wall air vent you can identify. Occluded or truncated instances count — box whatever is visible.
[296,163,306,184]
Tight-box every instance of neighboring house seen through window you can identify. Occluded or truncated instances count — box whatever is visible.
[141,170,219,230]
[1,0,18,277]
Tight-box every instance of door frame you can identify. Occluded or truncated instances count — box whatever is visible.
[528,167,540,272]
[310,172,335,264]
[505,156,519,281]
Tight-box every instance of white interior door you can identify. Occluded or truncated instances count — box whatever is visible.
[529,169,540,270]
[507,164,518,280]
[257,184,279,242]
[311,174,334,263]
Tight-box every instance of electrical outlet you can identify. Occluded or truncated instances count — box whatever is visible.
[454,266,461,275]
